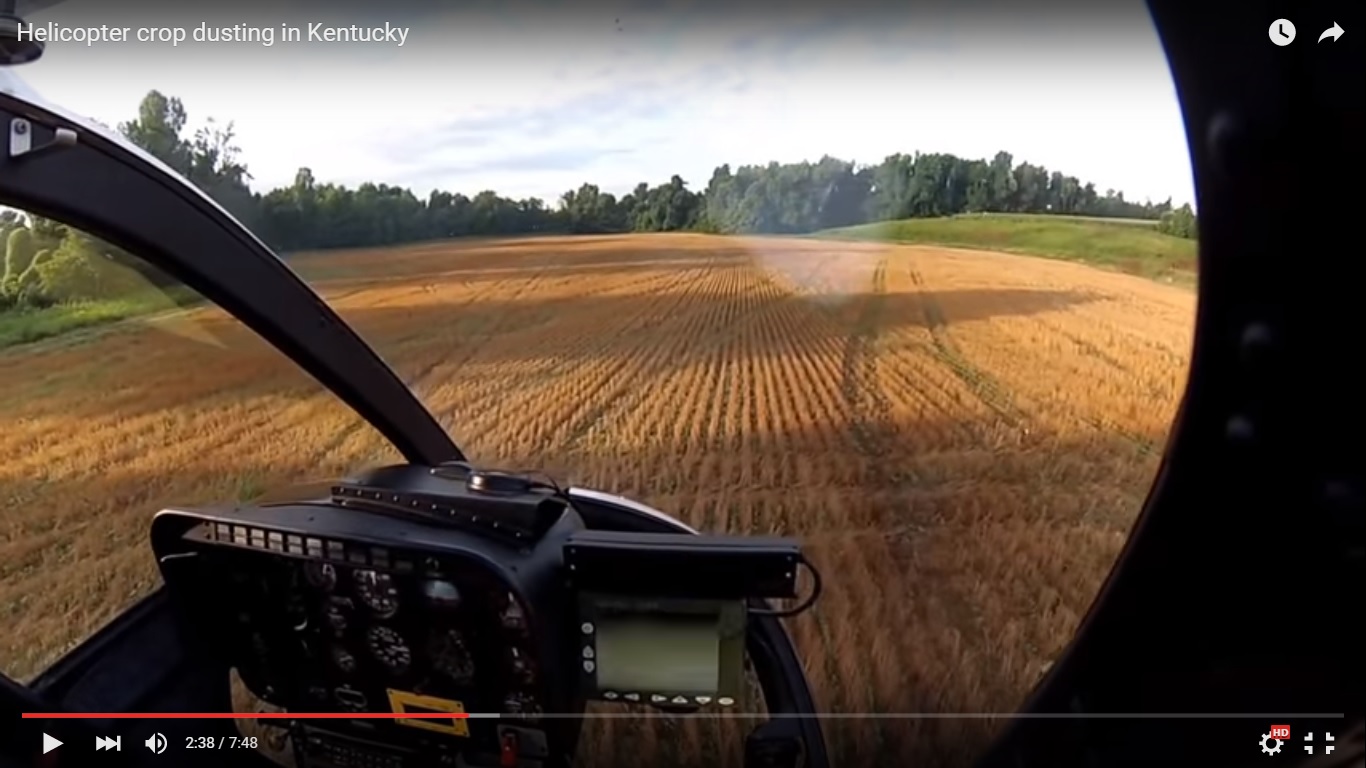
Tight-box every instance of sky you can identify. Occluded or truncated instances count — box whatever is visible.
[10,0,1197,207]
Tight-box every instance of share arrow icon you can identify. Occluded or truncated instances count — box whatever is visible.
[1319,22,1345,42]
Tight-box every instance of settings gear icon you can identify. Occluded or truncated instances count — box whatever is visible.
[1261,733,1283,755]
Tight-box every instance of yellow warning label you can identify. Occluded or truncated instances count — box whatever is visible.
[385,689,470,737]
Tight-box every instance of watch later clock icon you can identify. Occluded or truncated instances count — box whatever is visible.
[1269,18,1296,46]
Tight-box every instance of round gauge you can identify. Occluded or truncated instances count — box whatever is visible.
[285,592,309,631]
[304,561,337,591]
[366,626,412,673]
[288,609,308,633]
[324,596,352,633]
[428,629,475,682]
[508,647,535,685]
[354,570,400,618]
[499,593,527,631]
[331,646,357,674]
[421,579,462,611]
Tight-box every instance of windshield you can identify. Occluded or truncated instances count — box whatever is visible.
[8,1,1197,765]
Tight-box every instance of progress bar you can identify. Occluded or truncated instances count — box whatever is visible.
[23,713,474,720]
[21,712,1347,720]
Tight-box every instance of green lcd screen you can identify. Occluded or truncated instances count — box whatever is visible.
[595,614,720,695]
[583,597,747,699]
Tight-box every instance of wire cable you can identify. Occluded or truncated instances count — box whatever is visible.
[750,556,822,618]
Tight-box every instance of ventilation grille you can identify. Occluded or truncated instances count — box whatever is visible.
[329,483,551,542]
[199,522,411,573]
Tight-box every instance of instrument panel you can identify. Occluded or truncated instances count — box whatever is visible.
[220,551,537,719]
[152,503,573,766]
[147,467,803,767]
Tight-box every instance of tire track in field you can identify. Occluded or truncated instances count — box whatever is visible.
[903,263,1159,457]
[749,261,873,465]
[945,311,1159,456]
[859,255,988,450]
[764,253,988,464]
[1024,318,1167,455]
[1029,316,1133,375]
[905,260,1030,428]
[838,257,902,466]
[824,256,906,756]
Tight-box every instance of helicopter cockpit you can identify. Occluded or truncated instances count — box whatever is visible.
[3,2,1361,768]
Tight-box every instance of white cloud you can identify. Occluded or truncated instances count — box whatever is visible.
[14,0,1194,206]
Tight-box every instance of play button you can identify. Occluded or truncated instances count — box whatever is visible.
[42,733,62,754]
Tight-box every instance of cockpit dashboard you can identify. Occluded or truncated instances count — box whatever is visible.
[147,463,804,768]
[153,497,575,766]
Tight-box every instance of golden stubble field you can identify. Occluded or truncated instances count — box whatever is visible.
[0,233,1195,766]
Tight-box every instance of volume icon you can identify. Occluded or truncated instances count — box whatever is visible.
[96,735,121,751]
[145,733,167,754]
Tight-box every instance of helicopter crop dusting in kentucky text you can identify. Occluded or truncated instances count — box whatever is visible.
[14,21,411,47]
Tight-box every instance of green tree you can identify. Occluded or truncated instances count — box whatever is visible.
[36,233,145,303]
[1157,203,1197,239]
[119,91,192,173]
[2,227,37,297]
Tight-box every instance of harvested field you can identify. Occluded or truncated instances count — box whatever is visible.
[0,232,1195,766]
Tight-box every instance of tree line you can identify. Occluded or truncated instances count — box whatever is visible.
[1,90,1196,313]
[124,90,1196,248]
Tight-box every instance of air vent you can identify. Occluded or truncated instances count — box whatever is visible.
[195,522,406,571]
[328,484,558,543]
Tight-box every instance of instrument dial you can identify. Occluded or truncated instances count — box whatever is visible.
[421,579,462,611]
[304,561,337,591]
[324,596,352,633]
[508,646,535,685]
[331,646,357,674]
[366,626,412,674]
[498,591,527,632]
[428,629,475,683]
[354,569,400,618]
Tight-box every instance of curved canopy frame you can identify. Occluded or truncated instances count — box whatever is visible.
[0,87,465,466]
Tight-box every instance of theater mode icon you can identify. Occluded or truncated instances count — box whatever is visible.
[1304,732,1335,755]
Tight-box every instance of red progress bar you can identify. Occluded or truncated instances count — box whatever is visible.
[23,713,473,719]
